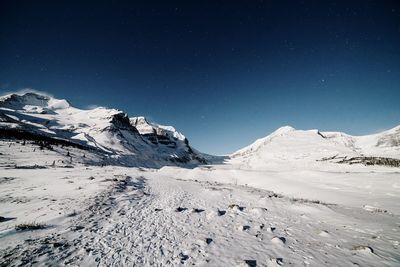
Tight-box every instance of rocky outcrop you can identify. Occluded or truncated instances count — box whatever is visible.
[337,156,400,167]
[130,116,206,164]
[105,112,139,134]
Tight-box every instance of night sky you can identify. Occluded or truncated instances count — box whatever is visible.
[0,1,399,154]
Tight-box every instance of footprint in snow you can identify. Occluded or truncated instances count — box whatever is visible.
[351,245,374,255]
[267,227,276,233]
[217,209,226,216]
[175,207,187,212]
[271,236,286,245]
[70,225,85,231]
[239,225,251,231]
[191,208,205,213]
[266,257,283,266]
[255,231,263,240]
[236,260,257,267]
[196,238,213,246]
[229,204,245,211]
[179,252,189,263]
[318,230,330,237]
[249,207,268,217]
[206,209,225,220]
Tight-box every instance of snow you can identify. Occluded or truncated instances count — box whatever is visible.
[231,125,400,171]
[1,139,399,266]
[0,92,205,167]
[0,91,399,266]
[232,126,296,158]
[131,116,187,141]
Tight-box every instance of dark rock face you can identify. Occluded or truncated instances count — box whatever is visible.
[338,156,400,167]
[142,133,178,147]
[130,116,207,164]
[130,116,185,146]
[106,112,139,134]
[317,130,326,139]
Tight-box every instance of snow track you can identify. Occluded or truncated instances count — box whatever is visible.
[1,170,399,266]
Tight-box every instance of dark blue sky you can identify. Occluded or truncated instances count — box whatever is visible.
[1,1,399,154]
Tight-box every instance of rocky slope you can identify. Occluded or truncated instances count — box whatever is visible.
[130,116,206,164]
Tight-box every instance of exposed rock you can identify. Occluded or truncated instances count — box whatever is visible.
[338,156,400,167]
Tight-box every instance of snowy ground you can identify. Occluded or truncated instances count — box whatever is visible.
[1,140,400,266]
[158,164,400,214]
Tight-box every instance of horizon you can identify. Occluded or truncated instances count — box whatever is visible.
[1,1,399,154]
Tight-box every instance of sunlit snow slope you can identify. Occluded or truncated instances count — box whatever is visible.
[230,125,400,170]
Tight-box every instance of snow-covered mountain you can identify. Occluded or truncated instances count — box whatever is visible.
[231,125,400,169]
[1,91,398,169]
[0,92,206,167]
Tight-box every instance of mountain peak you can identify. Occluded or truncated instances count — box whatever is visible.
[272,125,296,135]
[130,116,186,142]
[0,92,70,110]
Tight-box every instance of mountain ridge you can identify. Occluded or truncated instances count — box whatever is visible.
[0,91,206,167]
[230,123,400,169]
[1,91,398,168]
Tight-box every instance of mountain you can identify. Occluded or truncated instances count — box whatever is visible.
[1,91,398,169]
[130,116,206,164]
[0,92,206,167]
[131,116,190,149]
[231,125,400,169]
